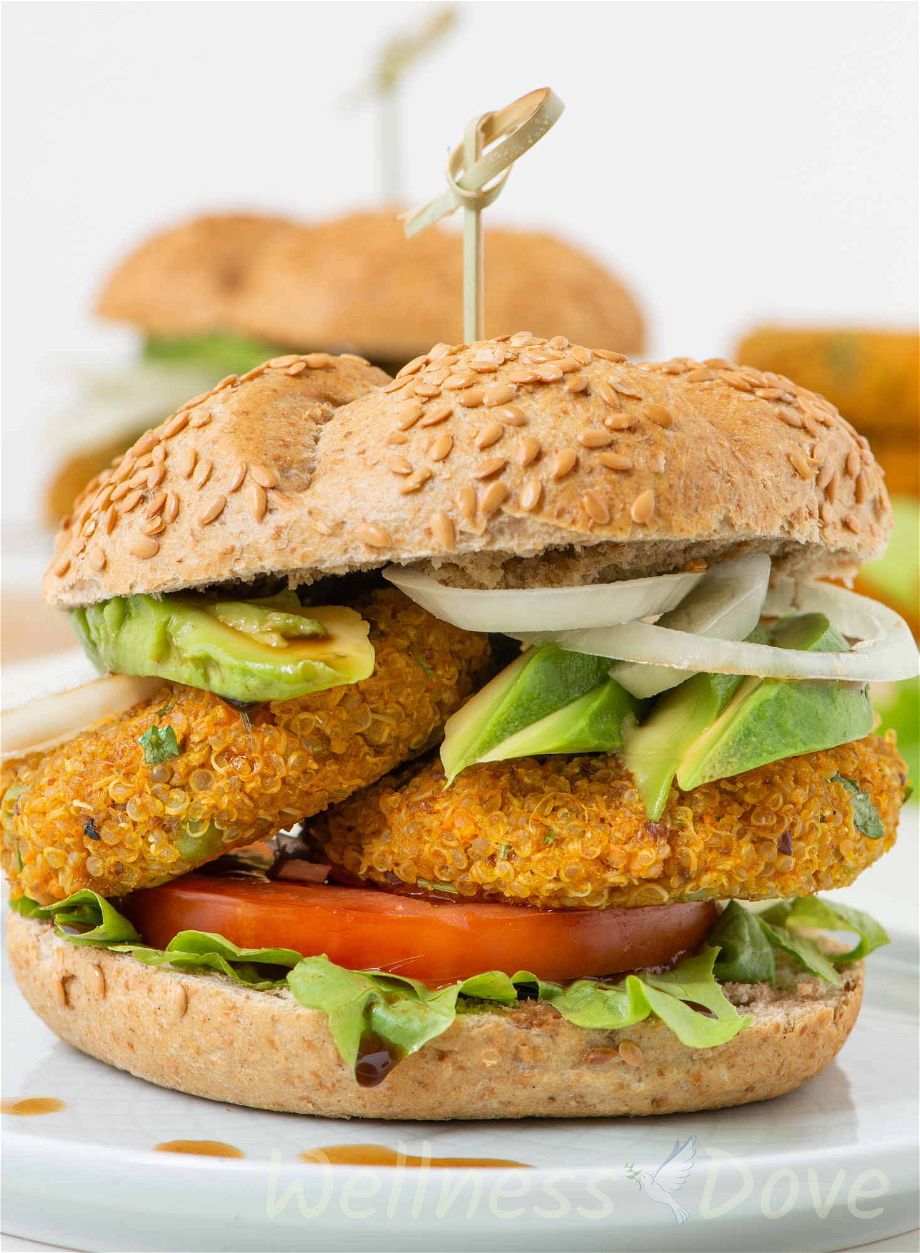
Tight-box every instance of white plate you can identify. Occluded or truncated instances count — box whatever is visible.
[2,926,917,1253]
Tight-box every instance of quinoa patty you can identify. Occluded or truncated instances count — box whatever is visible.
[1,590,491,903]
[315,734,905,909]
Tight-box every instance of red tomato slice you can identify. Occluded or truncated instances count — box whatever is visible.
[123,875,717,985]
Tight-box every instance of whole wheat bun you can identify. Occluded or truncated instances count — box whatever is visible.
[47,335,891,608]
[8,913,863,1120]
[96,211,645,362]
[95,214,299,341]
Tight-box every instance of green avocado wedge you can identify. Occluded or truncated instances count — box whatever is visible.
[676,614,873,792]
[440,644,615,783]
[479,678,638,764]
[624,615,873,818]
[621,670,745,821]
[71,591,374,702]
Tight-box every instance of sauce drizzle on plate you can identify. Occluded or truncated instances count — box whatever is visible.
[1,1097,65,1116]
[155,1140,244,1158]
[299,1143,530,1168]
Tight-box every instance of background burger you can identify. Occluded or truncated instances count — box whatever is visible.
[44,212,645,523]
[3,334,915,1119]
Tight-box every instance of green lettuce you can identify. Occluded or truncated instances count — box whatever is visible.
[12,891,749,1073]
[761,920,842,985]
[289,945,749,1069]
[10,889,141,947]
[761,896,889,965]
[13,889,887,1082]
[712,896,889,987]
[709,900,776,983]
[10,892,299,988]
[143,333,284,376]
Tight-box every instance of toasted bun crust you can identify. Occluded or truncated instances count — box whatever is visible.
[96,211,645,361]
[96,214,300,338]
[8,913,863,1120]
[46,352,390,606]
[235,212,646,362]
[47,335,890,607]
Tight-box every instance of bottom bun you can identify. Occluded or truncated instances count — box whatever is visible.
[7,913,863,1121]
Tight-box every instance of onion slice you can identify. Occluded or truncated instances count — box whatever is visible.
[513,580,918,684]
[1,674,164,762]
[611,555,771,698]
[383,566,704,633]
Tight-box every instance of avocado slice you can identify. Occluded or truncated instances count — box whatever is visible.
[71,592,374,702]
[676,614,873,791]
[440,644,614,783]
[479,678,638,764]
[622,670,745,820]
[623,614,873,817]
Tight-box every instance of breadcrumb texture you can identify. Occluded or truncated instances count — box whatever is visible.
[316,734,904,908]
[8,911,864,1120]
[1,591,490,903]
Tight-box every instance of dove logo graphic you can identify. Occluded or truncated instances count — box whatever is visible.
[625,1136,696,1224]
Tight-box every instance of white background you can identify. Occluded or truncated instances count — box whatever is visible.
[2,0,918,531]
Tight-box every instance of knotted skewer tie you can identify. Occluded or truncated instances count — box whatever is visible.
[402,87,565,342]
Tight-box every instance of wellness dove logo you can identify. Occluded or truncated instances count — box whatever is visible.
[625,1135,697,1224]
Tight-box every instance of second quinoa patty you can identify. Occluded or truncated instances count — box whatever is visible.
[1,590,491,903]
[315,734,905,909]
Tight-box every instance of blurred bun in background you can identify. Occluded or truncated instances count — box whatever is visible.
[99,210,645,367]
[45,210,644,524]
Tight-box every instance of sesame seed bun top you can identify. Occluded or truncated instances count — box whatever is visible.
[46,335,891,608]
[95,211,645,363]
[46,352,390,606]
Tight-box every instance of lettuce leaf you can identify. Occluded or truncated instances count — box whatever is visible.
[11,892,299,988]
[287,945,751,1066]
[710,900,777,983]
[287,958,466,1067]
[710,896,890,988]
[10,889,141,946]
[143,333,283,376]
[123,932,301,988]
[12,888,887,1081]
[762,896,889,965]
[760,921,842,985]
[541,949,748,1048]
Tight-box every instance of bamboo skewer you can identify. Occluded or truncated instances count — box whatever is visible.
[402,88,565,342]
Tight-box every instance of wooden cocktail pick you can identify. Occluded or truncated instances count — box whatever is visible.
[402,88,565,342]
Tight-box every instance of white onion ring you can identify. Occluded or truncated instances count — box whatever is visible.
[612,555,771,697]
[1,674,165,762]
[383,566,704,632]
[513,580,918,684]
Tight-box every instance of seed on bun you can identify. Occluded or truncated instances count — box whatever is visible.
[46,352,389,605]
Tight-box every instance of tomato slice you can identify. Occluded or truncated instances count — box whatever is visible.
[123,875,717,984]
